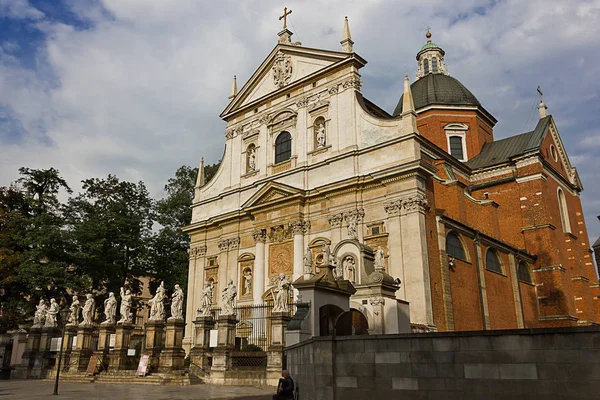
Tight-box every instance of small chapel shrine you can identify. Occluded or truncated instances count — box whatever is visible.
[182,13,600,350]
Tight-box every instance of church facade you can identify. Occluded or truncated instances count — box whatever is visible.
[183,18,599,346]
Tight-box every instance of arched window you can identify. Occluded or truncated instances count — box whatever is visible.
[557,188,571,233]
[449,136,465,160]
[485,248,502,273]
[446,232,466,261]
[274,131,292,164]
[517,261,533,284]
[423,59,430,74]
[432,58,438,73]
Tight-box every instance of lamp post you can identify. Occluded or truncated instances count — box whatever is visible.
[53,307,71,396]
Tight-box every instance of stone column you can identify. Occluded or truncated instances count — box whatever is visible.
[144,320,165,371]
[290,220,310,295]
[398,192,434,327]
[30,326,60,378]
[267,312,292,373]
[159,319,186,370]
[109,322,134,371]
[12,327,41,378]
[189,315,215,371]
[253,229,266,305]
[384,199,405,298]
[95,324,115,370]
[69,325,96,372]
[184,245,206,351]
[211,314,238,372]
[218,239,229,306]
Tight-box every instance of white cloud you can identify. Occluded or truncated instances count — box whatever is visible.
[0,0,599,238]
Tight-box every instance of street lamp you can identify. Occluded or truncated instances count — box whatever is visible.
[53,306,71,396]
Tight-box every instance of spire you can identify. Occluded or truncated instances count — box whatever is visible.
[195,157,205,188]
[341,16,354,52]
[229,75,238,100]
[401,74,418,132]
[537,86,547,119]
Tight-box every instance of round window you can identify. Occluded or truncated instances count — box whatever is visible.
[550,144,558,162]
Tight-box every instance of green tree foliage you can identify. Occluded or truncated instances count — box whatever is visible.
[65,175,154,296]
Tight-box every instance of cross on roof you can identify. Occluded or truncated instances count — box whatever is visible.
[279,7,292,30]
[537,86,543,103]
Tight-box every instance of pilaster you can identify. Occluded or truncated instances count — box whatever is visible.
[69,325,96,373]
[253,229,267,305]
[144,320,165,371]
[159,319,186,370]
[109,322,134,371]
[211,314,238,372]
[189,315,215,371]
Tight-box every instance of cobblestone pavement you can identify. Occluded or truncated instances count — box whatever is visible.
[0,380,274,400]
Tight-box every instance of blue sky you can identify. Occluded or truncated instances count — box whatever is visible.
[1,0,599,243]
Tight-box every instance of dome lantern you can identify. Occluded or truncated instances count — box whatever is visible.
[416,29,449,80]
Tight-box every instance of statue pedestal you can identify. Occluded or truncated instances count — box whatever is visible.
[30,326,60,378]
[144,320,165,371]
[267,312,291,373]
[95,324,115,370]
[60,325,78,372]
[70,325,96,372]
[12,327,41,379]
[109,323,135,371]
[211,314,238,372]
[159,318,186,370]
[189,315,215,371]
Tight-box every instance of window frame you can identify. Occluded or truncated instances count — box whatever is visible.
[274,131,292,164]
[446,231,467,261]
[517,261,533,284]
[432,57,438,73]
[444,123,469,162]
[485,248,503,274]
[423,59,430,74]
[557,188,571,233]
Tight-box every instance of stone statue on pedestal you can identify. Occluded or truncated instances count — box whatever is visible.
[221,280,237,316]
[272,273,291,313]
[148,281,166,321]
[374,246,385,271]
[33,300,47,328]
[170,284,184,320]
[44,298,59,328]
[303,246,313,274]
[199,282,213,317]
[102,292,117,324]
[322,243,331,266]
[80,294,96,326]
[68,295,80,325]
[118,287,133,324]
[316,123,326,148]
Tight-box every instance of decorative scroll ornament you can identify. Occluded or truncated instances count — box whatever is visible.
[273,53,293,88]
[328,85,339,95]
[268,225,292,243]
[341,77,362,90]
[344,208,365,240]
[327,213,344,228]
[252,228,267,243]
[403,193,428,212]
[190,245,207,260]
[289,220,310,235]
[225,130,234,140]
[259,114,270,125]
[369,297,385,306]
[228,237,240,250]
[384,200,403,216]
[218,239,230,252]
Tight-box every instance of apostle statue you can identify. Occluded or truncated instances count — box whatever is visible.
[80,294,96,326]
[221,280,237,316]
[148,281,166,321]
[44,298,59,328]
[118,287,133,324]
[170,284,184,320]
[343,256,356,283]
[198,281,214,317]
[33,300,48,328]
[374,246,385,271]
[102,292,117,324]
[248,147,256,171]
[243,270,252,295]
[316,123,326,148]
[68,295,80,325]
[272,273,291,313]
[303,246,313,274]
[322,243,331,266]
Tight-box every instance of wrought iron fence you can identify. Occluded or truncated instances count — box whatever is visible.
[210,302,298,351]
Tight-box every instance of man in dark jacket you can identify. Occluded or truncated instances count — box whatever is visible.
[273,370,294,399]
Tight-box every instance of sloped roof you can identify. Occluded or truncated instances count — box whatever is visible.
[466,116,551,170]
[593,237,600,249]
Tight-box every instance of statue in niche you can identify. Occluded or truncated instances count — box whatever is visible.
[248,147,256,171]
[44,298,59,328]
[343,256,356,283]
[221,280,237,316]
[334,257,343,280]
[347,215,358,240]
[272,273,291,313]
[243,269,252,295]
[303,246,313,274]
[33,300,47,328]
[80,294,95,326]
[374,246,385,271]
[118,287,133,324]
[68,295,80,325]
[170,284,184,320]
[199,281,214,317]
[315,122,326,148]
[148,281,166,321]
[102,292,117,324]
[322,243,331,266]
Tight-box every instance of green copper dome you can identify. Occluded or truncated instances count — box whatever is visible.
[420,42,440,51]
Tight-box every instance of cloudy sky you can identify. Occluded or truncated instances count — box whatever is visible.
[1,0,599,240]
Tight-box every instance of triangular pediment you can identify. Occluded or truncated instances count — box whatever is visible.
[221,44,364,119]
[242,182,305,210]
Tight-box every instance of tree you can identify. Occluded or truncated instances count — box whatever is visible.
[65,175,154,296]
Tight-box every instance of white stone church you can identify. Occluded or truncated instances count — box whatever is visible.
[183,17,442,348]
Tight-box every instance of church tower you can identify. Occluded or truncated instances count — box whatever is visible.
[416,30,449,79]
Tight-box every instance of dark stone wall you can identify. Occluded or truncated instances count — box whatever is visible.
[286,327,600,400]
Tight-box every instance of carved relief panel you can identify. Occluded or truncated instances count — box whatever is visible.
[268,241,293,278]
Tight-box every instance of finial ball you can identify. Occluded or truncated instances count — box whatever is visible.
[426,30,432,39]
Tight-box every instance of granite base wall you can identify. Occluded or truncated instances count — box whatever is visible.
[285,326,600,400]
